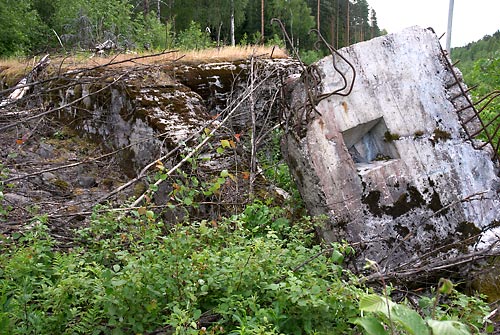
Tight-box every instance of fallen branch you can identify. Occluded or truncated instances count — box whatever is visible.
[378,191,492,270]
[0,50,181,97]
[0,54,50,107]
[0,73,126,132]
[130,64,279,208]
[2,124,193,185]
[95,121,213,204]
[362,240,500,284]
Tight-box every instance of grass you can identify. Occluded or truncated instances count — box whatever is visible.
[0,45,289,84]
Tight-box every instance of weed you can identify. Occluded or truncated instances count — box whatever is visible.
[433,128,452,142]
[384,131,400,142]
[356,261,492,335]
[414,130,425,139]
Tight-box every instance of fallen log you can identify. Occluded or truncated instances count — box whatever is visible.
[0,54,50,108]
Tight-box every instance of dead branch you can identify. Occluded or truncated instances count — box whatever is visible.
[377,191,493,270]
[95,119,215,204]
[0,50,181,97]
[131,66,280,208]
[2,121,201,185]
[362,240,500,284]
[0,55,50,108]
[0,73,126,132]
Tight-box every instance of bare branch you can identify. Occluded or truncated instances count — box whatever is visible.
[0,73,126,132]
[130,66,279,208]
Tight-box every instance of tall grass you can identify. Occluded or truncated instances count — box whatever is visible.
[0,46,289,83]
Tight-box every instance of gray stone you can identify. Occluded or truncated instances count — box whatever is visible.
[37,143,54,158]
[41,172,56,182]
[77,176,97,188]
[3,193,31,205]
[282,26,500,268]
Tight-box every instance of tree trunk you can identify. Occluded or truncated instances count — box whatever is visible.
[330,16,335,48]
[336,0,340,48]
[317,0,321,32]
[346,0,350,46]
[261,0,265,43]
[231,0,235,46]
[217,22,223,48]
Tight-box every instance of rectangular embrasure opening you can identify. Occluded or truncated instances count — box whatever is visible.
[342,117,400,164]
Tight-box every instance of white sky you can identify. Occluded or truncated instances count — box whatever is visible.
[368,0,500,47]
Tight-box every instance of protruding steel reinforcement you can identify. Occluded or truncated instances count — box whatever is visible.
[439,44,500,164]
[271,18,356,139]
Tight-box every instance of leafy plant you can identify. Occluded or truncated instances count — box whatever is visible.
[355,278,492,335]
[0,204,364,334]
[176,21,214,50]
[0,164,13,221]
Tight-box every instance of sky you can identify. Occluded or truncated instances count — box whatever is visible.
[367,0,500,47]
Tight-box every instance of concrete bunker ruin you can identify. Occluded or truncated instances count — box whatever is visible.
[343,117,400,164]
[282,26,500,269]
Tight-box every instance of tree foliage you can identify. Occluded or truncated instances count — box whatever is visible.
[0,0,46,56]
[0,0,383,56]
[453,30,500,153]
[452,30,500,70]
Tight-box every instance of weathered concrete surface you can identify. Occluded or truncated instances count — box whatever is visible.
[61,72,209,177]
[175,59,300,129]
[283,26,500,267]
[0,57,302,234]
[58,59,300,176]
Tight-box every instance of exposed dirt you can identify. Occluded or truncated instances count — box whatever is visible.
[0,53,297,246]
[0,117,133,244]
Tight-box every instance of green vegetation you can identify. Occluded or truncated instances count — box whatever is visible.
[0,5,498,334]
[0,207,493,334]
[451,31,500,74]
[383,131,400,142]
[452,30,500,153]
[0,0,383,57]
[0,159,494,334]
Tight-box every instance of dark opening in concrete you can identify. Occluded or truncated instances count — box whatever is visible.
[342,117,400,164]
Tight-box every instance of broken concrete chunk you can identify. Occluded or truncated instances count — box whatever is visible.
[282,26,500,268]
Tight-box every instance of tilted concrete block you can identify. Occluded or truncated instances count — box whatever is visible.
[283,26,500,268]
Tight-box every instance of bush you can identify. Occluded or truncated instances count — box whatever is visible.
[299,49,326,65]
[0,202,492,334]
[176,21,214,50]
[133,13,167,50]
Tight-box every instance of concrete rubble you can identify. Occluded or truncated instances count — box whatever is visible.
[282,26,500,268]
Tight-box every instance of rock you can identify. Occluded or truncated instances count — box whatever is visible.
[56,58,301,180]
[37,143,54,159]
[59,72,210,177]
[41,172,56,182]
[3,193,31,205]
[282,26,500,269]
[77,176,97,188]
[470,257,500,303]
[175,58,301,129]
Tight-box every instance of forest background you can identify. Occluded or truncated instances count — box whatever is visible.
[0,0,382,58]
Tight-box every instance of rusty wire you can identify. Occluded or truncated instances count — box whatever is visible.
[311,28,356,100]
[271,18,356,139]
[439,45,500,163]
[271,18,321,119]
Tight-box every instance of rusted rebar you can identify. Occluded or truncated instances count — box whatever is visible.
[439,44,500,163]
[272,18,356,139]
